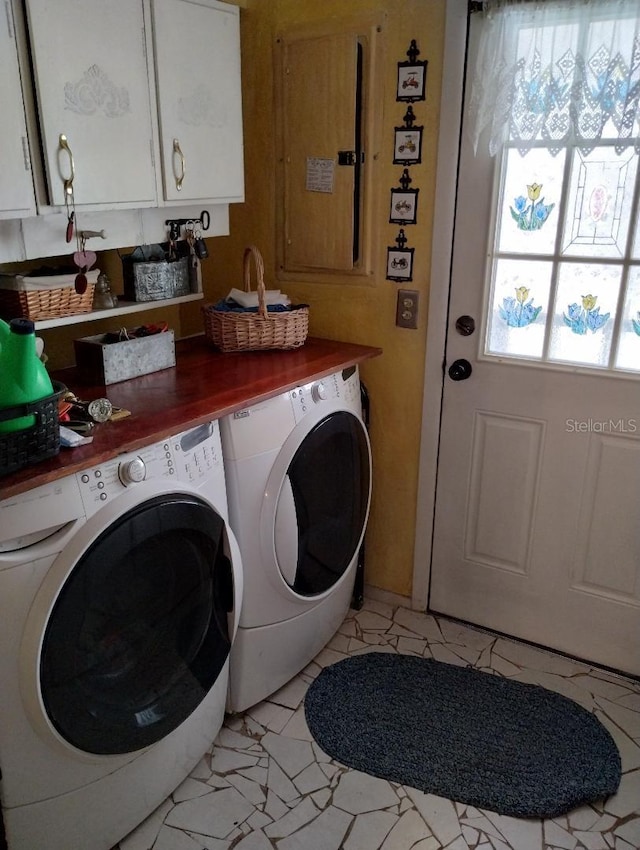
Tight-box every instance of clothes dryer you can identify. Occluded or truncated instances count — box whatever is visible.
[0,420,242,850]
[221,366,371,712]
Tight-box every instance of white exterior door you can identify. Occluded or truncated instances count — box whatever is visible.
[429,6,640,676]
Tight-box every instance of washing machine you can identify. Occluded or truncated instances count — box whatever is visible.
[0,420,243,850]
[221,366,371,712]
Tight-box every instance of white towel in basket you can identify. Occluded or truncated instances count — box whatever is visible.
[226,287,290,308]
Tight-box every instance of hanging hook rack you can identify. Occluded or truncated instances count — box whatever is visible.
[164,210,210,241]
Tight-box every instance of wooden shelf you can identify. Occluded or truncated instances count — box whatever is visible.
[35,293,204,330]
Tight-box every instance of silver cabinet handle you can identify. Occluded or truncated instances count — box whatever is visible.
[173,138,185,191]
[59,134,75,196]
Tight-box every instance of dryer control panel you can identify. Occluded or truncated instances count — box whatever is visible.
[220,369,363,461]
[290,367,361,424]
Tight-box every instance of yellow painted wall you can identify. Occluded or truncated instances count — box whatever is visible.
[29,0,447,600]
[197,0,446,599]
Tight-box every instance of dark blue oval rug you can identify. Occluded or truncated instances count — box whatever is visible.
[304,653,621,818]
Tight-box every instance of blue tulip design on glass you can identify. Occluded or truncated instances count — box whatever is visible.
[499,286,542,328]
[633,312,640,336]
[563,295,610,335]
[510,183,555,231]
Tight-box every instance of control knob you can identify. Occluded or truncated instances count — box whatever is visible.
[311,381,327,403]
[119,456,146,485]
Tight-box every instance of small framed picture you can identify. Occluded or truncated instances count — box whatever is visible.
[386,247,415,282]
[396,60,427,102]
[389,188,419,225]
[393,127,423,165]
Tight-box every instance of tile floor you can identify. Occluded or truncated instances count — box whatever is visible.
[115,599,640,850]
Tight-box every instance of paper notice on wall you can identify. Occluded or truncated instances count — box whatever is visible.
[306,157,335,193]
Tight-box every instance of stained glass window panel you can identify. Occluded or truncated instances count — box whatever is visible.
[615,267,640,373]
[497,148,563,255]
[548,263,621,367]
[486,259,551,359]
[561,147,638,259]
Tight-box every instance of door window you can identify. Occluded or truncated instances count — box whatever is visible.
[40,495,233,755]
[485,143,639,372]
[470,1,640,375]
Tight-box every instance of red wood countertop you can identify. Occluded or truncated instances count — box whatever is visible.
[0,335,382,499]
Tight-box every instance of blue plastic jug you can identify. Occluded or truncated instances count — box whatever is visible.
[0,318,55,434]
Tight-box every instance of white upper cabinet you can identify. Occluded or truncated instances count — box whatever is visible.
[151,0,244,204]
[24,0,158,208]
[0,2,36,219]
[2,0,244,224]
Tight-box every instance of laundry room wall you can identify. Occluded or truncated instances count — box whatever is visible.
[180,0,447,601]
[19,0,447,603]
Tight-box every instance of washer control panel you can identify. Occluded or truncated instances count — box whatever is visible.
[76,440,177,514]
[76,421,222,515]
[172,421,221,485]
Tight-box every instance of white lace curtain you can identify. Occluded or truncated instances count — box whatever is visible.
[468,0,640,156]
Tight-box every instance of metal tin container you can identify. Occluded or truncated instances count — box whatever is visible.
[122,256,190,302]
[73,331,176,385]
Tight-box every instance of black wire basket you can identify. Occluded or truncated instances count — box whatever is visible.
[0,381,65,477]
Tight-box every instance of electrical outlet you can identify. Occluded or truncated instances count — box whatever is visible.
[396,289,419,329]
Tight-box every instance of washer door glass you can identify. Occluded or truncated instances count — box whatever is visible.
[275,411,370,596]
[40,495,233,755]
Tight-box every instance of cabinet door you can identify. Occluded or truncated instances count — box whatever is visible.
[0,2,36,218]
[152,0,244,203]
[25,0,157,208]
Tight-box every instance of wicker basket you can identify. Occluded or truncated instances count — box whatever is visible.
[202,246,308,353]
[0,272,97,322]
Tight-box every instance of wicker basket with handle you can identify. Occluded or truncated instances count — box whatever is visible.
[202,246,308,352]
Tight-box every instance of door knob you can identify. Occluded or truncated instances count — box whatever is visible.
[448,359,472,381]
[455,315,475,336]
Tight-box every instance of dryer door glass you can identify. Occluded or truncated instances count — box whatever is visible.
[40,495,233,755]
[276,411,370,596]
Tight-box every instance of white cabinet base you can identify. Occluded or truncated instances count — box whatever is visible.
[0,205,230,265]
